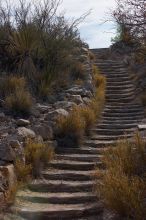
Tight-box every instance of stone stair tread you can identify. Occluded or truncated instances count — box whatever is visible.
[42,169,95,176]
[17,190,96,200]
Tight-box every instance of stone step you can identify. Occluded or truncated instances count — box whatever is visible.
[56,154,102,162]
[17,190,97,205]
[48,160,102,171]
[103,115,143,121]
[83,140,118,148]
[101,119,142,124]
[28,180,94,193]
[106,81,134,86]
[102,111,143,117]
[90,134,133,141]
[106,85,135,90]
[56,147,106,155]
[97,123,137,129]
[13,202,103,220]
[106,88,135,94]
[106,97,135,103]
[106,77,133,83]
[104,107,144,114]
[105,104,143,109]
[42,170,96,181]
[105,93,135,99]
[92,128,135,136]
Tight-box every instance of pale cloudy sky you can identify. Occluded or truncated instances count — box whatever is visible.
[61,0,117,48]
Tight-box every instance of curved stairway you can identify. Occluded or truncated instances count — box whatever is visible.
[6,59,144,220]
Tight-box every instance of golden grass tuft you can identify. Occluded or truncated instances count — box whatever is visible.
[79,106,96,134]
[96,133,146,219]
[24,139,54,177]
[5,89,32,115]
[56,108,85,147]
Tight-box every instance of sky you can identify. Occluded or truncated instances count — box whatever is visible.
[61,0,117,49]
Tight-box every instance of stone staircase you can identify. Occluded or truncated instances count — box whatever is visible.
[5,59,144,220]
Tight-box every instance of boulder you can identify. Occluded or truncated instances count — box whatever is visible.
[17,127,36,140]
[0,113,6,122]
[36,104,52,114]
[33,125,53,141]
[0,143,15,162]
[45,109,69,121]
[16,119,30,127]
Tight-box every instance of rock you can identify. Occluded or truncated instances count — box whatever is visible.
[68,95,83,105]
[0,143,15,162]
[33,125,53,141]
[17,127,36,139]
[36,104,52,114]
[83,97,92,105]
[54,101,76,110]
[0,113,5,122]
[45,109,69,121]
[9,140,21,149]
[0,164,16,188]
[8,140,25,163]
[84,80,95,93]
[137,124,146,130]
[16,119,30,127]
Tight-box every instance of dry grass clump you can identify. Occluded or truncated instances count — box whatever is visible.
[5,89,32,115]
[15,139,54,180]
[79,107,96,134]
[15,159,32,183]
[96,134,146,219]
[24,139,54,177]
[71,62,85,80]
[55,108,85,147]
[0,76,26,97]
[0,76,32,115]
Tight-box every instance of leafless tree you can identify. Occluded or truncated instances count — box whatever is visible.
[113,0,146,43]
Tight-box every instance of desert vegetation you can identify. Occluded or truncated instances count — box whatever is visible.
[96,134,146,219]
[55,67,106,147]
[0,0,89,112]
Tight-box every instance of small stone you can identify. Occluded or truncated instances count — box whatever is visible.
[17,119,30,127]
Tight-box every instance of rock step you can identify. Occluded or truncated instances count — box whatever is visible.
[95,63,125,68]
[106,88,135,94]
[103,115,142,121]
[104,108,144,113]
[104,104,143,109]
[106,97,135,103]
[56,154,102,162]
[97,123,137,129]
[48,160,102,171]
[83,140,121,148]
[106,85,135,90]
[56,147,107,155]
[102,111,143,117]
[17,190,98,205]
[42,170,96,181]
[105,93,135,99]
[90,134,133,141]
[106,77,133,83]
[28,180,94,193]
[101,119,142,125]
[106,81,134,86]
[92,128,135,136]
[12,202,103,220]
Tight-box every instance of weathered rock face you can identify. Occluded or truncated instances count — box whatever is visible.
[17,127,36,140]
